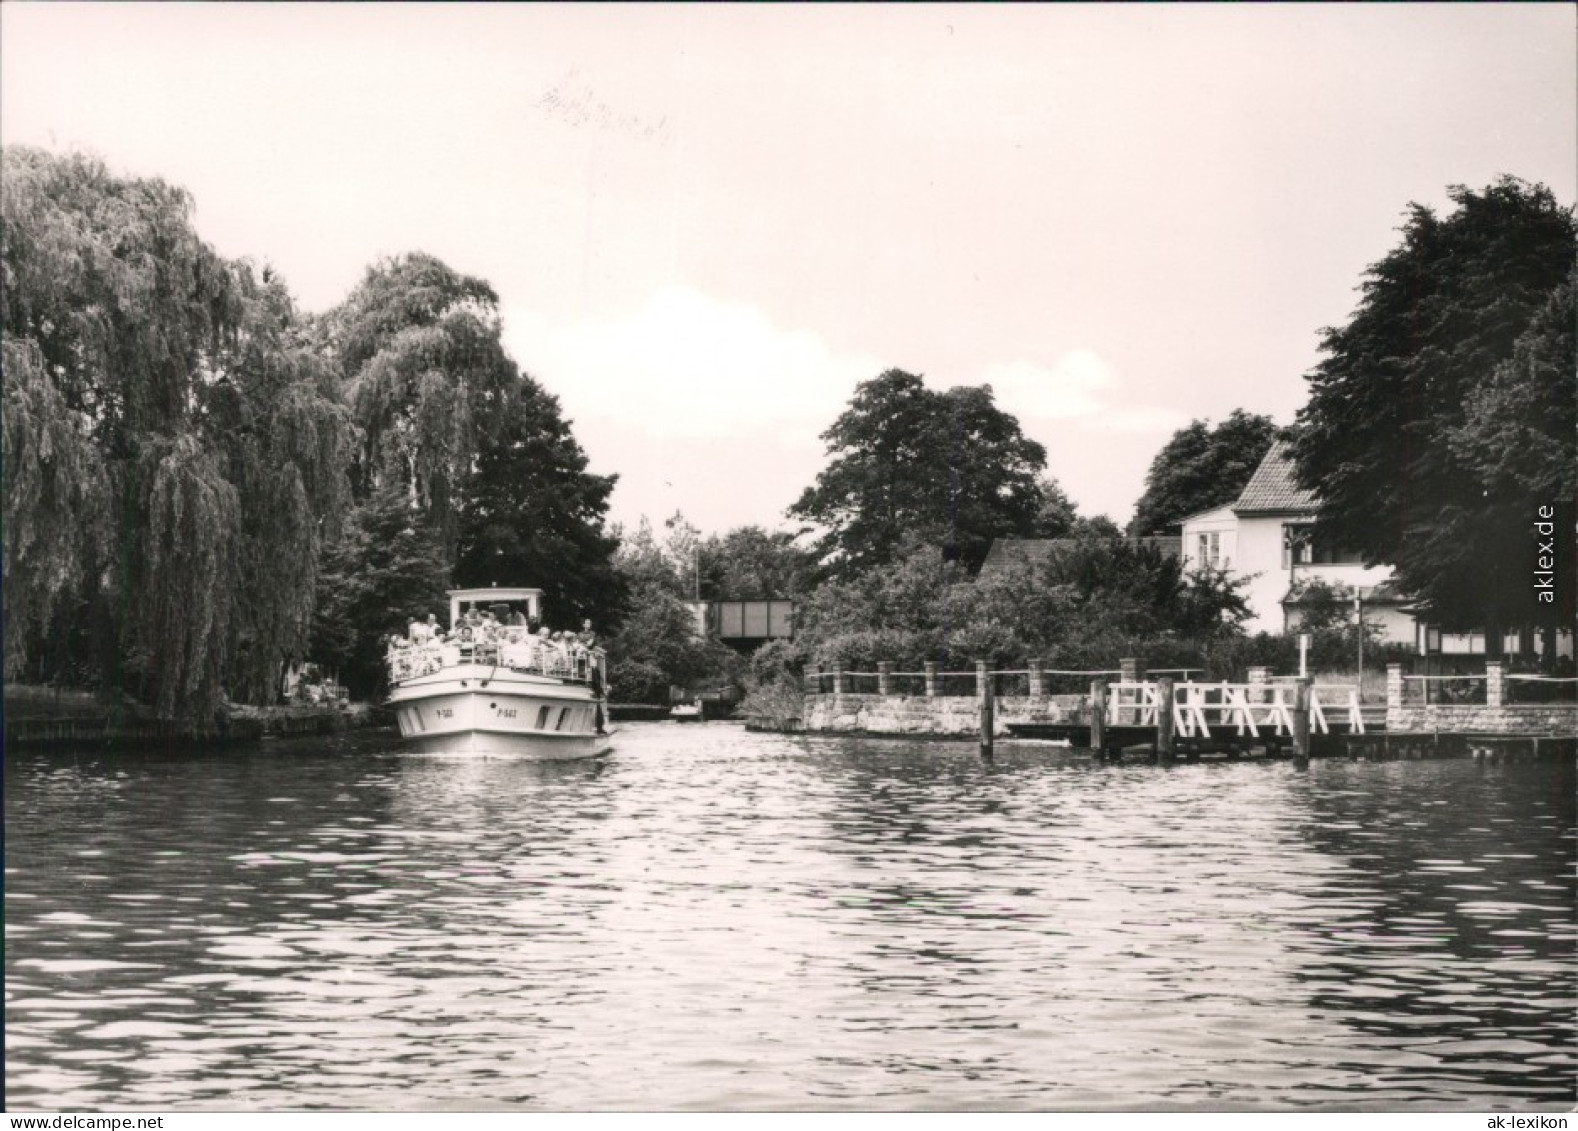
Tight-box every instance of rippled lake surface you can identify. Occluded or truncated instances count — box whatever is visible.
[6,723,1574,1111]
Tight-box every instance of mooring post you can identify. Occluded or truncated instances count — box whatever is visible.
[1156,675,1176,758]
[1118,657,1141,726]
[1028,659,1045,698]
[1485,660,1504,708]
[878,661,893,697]
[1293,676,1312,758]
[924,661,939,698]
[980,668,995,759]
[1090,679,1108,756]
[833,668,847,695]
[1385,663,1403,723]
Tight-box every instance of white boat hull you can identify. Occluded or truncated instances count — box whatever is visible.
[387,665,610,760]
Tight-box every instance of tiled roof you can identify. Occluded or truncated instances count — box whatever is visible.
[1232,438,1318,515]
[980,535,1181,576]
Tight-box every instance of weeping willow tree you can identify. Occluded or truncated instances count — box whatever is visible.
[1,147,352,724]
[318,252,521,560]
[205,271,355,706]
[2,339,111,679]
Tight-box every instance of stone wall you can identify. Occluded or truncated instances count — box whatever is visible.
[802,693,1086,736]
[1386,703,1577,736]
[1386,662,1576,736]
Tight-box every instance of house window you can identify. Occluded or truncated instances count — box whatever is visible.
[1197,531,1221,569]
[1283,523,1363,567]
[1283,524,1314,567]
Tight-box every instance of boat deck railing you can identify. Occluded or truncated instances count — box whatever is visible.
[389,625,605,687]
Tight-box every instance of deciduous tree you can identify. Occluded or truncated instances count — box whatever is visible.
[454,378,624,629]
[1291,177,1576,645]
[1029,476,1079,539]
[309,483,452,700]
[789,370,1047,576]
[1128,410,1278,536]
[697,526,812,600]
[1,147,352,721]
[603,517,739,703]
[319,252,519,559]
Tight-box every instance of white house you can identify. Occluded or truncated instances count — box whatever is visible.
[1179,439,1416,643]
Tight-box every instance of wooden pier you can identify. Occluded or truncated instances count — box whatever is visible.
[798,657,1574,760]
[1006,675,1378,759]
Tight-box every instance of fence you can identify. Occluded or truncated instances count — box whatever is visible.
[803,660,1126,700]
[1386,661,1578,736]
[1397,673,1488,706]
[1507,673,1578,704]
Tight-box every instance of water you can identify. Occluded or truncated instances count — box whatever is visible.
[5,724,1574,1111]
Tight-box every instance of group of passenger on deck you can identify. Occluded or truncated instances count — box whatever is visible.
[386,604,600,680]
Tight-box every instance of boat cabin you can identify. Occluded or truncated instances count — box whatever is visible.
[447,587,543,629]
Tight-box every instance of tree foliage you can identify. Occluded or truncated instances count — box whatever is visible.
[783,527,1249,674]
[207,275,355,705]
[3,149,625,717]
[1291,177,1576,638]
[696,526,813,600]
[1128,410,1279,536]
[1,147,352,722]
[454,378,624,629]
[788,369,1048,577]
[1029,476,1080,539]
[2,339,110,676]
[319,252,519,559]
[309,483,453,700]
[602,518,739,703]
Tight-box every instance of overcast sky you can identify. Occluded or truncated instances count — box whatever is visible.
[4,4,1574,535]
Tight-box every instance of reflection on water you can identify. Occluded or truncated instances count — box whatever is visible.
[5,725,1573,1110]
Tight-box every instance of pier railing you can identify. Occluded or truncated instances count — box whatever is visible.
[797,656,1576,748]
[803,659,1365,738]
[804,662,1125,699]
[1102,679,1363,737]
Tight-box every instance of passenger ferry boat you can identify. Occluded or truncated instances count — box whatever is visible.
[385,587,611,759]
[670,699,704,722]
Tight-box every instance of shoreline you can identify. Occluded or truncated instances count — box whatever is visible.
[4,683,384,751]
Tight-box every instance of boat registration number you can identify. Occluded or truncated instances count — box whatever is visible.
[435,708,453,718]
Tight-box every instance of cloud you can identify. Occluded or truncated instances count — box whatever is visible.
[972,351,1115,420]
[504,286,880,440]
[501,289,1184,530]
[1095,405,1189,434]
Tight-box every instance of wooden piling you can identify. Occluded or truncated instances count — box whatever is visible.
[877,661,893,697]
[1090,679,1108,756]
[1292,676,1312,758]
[1156,676,1176,758]
[924,661,939,698]
[980,674,995,759]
